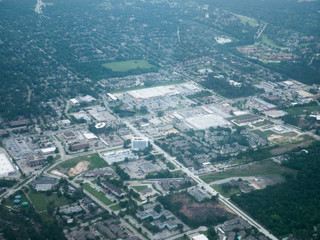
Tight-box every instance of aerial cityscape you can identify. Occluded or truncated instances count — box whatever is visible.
[0,0,320,240]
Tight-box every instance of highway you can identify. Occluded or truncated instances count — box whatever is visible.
[124,120,279,240]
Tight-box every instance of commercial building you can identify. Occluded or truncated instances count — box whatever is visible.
[70,95,96,105]
[103,149,138,165]
[71,142,89,151]
[40,147,56,155]
[27,154,46,167]
[191,234,209,240]
[235,114,260,124]
[32,176,58,191]
[94,122,106,133]
[0,130,9,138]
[0,153,16,177]
[131,137,149,151]
[9,119,30,128]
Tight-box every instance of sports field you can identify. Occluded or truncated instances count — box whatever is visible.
[102,60,156,72]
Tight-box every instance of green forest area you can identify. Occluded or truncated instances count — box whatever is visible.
[231,141,320,239]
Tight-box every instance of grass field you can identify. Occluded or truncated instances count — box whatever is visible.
[212,184,242,198]
[261,34,282,49]
[55,153,107,171]
[174,237,189,240]
[253,120,273,127]
[83,183,112,206]
[28,191,72,211]
[235,14,259,27]
[110,204,121,211]
[284,105,320,116]
[253,129,275,140]
[131,185,148,192]
[102,60,156,72]
[200,160,297,183]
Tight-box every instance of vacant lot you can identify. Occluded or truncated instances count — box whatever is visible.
[83,183,112,206]
[55,153,107,175]
[212,184,241,198]
[285,104,320,116]
[271,139,314,155]
[102,60,156,72]
[200,160,297,183]
[131,185,148,192]
[28,191,72,211]
[171,193,234,223]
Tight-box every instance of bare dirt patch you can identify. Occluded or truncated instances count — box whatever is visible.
[268,134,303,144]
[172,194,235,221]
[271,140,314,155]
[68,161,90,176]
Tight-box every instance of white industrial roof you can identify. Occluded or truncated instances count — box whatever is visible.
[83,132,98,140]
[0,153,16,177]
[186,114,230,130]
[70,98,79,104]
[40,147,56,154]
[191,234,209,240]
[128,85,179,99]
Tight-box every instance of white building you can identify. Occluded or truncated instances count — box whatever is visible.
[191,234,209,240]
[0,153,16,177]
[103,149,138,165]
[40,147,56,155]
[131,137,149,151]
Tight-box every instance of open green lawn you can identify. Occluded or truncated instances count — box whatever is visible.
[53,155,61,161]
[284,105,320,116]
[131,185,148,192]
[235,14,259,27]
[253,129,275,140]
[212,184,242,198]
[253,120,273,127]
[83,183,112,206]
[261,34,283,49]
[28,191,72,211]
[174,237,189,240]
[110,204,122,211]
[55,153,107,171]
[200,160,297,183]
[102,60,156,72]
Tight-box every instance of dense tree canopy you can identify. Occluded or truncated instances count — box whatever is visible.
[231,142,320,238]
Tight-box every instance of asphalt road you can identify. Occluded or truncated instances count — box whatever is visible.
[124,119,279,240]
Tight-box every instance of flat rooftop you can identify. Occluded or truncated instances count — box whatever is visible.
[127,85,179,99]
[186,114,230,130]
[0,153,16,176]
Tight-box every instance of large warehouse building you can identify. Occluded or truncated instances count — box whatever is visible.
[0,153,17,177]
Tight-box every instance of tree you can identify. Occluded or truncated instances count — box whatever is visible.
[154,204,162,213]
[123,139,131,149]
[157,111,164,117]
[47,155,54,164]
